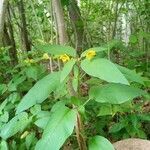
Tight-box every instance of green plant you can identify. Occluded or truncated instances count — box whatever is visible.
[0,44,147,150]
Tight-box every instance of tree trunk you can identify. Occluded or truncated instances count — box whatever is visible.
[112,2,119,39]
[68,0,84,52]
[3,23,18,66]
[7,3,18,65]
[1,2,18,66]
[0,0,8,47]
[18,0,31,52]
[52,0,68,44]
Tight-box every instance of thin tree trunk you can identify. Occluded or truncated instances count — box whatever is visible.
[3,3,18,66]
[7,2,18,65]
[0,0,8,47]
[3,23,18,66]
[112,2,119,39]
[111,1,125,40]
[18,0,31,52]
[68,0,84,52]
[52,0,68,44]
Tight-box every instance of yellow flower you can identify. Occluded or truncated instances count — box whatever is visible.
[86,50,96,60]
[59,54,70,63]
[42,53,50,60]
[24,58,34,64]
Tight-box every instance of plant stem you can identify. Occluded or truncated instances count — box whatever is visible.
[67,74,87,150]
[75,112,87,150]
[82,98,91,107]
[52,0,87,148]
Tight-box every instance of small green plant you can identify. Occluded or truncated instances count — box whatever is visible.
[0,44,147,150]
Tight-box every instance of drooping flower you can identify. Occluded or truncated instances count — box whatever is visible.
[86,50,96,60]
[42,53,50,60]
[59,54,70,63]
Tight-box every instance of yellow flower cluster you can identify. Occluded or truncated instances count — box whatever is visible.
[86,50,96,60]
[59,54,70,63]
[42,53,50,60]
[24,58,34,64]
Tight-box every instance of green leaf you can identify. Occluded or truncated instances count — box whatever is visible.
[112,102,132,114]
[89,83,145,104]
[37,44,76,57]
[12,75,26,86]
[16,72,60,114]
[137,130,147,139]
[7,92,20,104]
[7,83,17,92]
[60,59,76,82]
[116,64,144,84]
[35,106,77,150]
[88,135,115,150]
[0,93,20,114]
[25,132,37,149]
[81,58,129,85]
[138,114,150,122]
[34,111,51,129]
[109,122,125,133]
[30,104,41,115]
[0,112,9,123]
[50,100,67,113]
[0,112,30,140]
[25,66,39,80]
[0,84,7,95]
[34,117,50,129]
[86,77,103,85]
[129,35,138,43]
[72,65,79,92]
[98,104,112,116]
[0,99,8,114]
[54,81,67,99]
[25,65,46,81]
[0,140,8,150]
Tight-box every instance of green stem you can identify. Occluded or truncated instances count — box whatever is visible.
[82,98,91,107]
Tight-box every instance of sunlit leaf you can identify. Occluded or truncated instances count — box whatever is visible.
[35,106,76,150]
[60,59,76,82]
[0,140,8,150]
[81,58,129,85]
[36,44,76,57]
[0,112,30,140]
[109,122,125,133]
[117,64,144,84]
[89,83,145,104]
[16,72,60,114]
[88,135,115,150]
